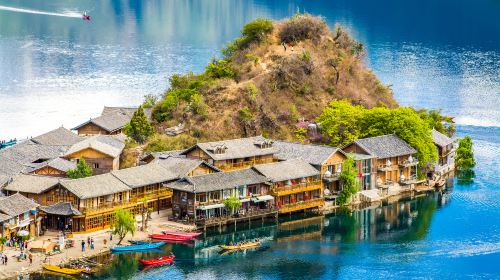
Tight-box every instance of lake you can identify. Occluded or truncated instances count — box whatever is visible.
[1,0,499,278]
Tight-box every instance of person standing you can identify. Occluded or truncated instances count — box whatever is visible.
[28,253,33,265]
[110,232,113,241]
[90,238,94,250]
[81,240,85,252]
[4,254,7,266]
[87,237,90,247]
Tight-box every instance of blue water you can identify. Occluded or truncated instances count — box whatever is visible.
[1,0,499,278]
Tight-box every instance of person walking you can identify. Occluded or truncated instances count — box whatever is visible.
[87,237,91,247]
[81,240,85,252]
[90,238,94,250]
[28,253,33,265]
[110,232,113,242]
[4,254,7,266]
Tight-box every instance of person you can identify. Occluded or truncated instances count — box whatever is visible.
[282,42,287,51]
[28,253,33,265]
[81,240,85,252]
[87,237,90,247]
[103,238,107,247]
[110,232,113,241]
[90,238,94,250]
[0,253,3,265]
[4,254,7,265]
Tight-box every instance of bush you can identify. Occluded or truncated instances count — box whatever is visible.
[279,14,327,43]
[244,83,258,100]
[189,93,208,117]
[206,59,235,79]
[238,107,254,125]
[144,134,197,153]
[242,18,273,42]
[142,94,158,109]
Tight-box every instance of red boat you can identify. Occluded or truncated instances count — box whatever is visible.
[150,234,194,241]
[139,255,175,266]
[82,12,91,21]
[161,231,202,238]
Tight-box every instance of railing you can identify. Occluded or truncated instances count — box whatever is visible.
[195,207,277,226]
[81,190,172,215]
[323,173,341,181]
[400,160,418,167]
[219,158,276,171]
[278,198,324,213]
[378,180,395,188]
[377,165,394,172]
[400,175,418,185]
[272,181,322,196]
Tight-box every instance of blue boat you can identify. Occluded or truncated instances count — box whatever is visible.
[128,240,149,245]
[0,139,16,149]
[111,241,166,252]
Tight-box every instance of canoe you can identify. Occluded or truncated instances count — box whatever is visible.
[150,234,194,241]
[219,241,261,250]
[162,231,202,237]
[139,255,175,266]
[43,265,82,275]
[111,241,166,252]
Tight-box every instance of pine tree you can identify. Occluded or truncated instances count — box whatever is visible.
[124,106,154,144]
[66,158,93,179]
[456,136,475,171]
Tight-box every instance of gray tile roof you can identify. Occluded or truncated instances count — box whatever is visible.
[0,193,38,217]
[169,169,267,193]
[274,141,343,166]
[4,174,60,194]
[0,213,10,222]
[182,136,278,161]
[252,159,320,182]
[351,134,416,158]
[39,202,82,216]
[431,129,454,147]
[72,107,152,133]
[65,135,125,158]
[140,150,186,162]
[26,157,76,173]
[31,127,82,146]
[60,173,131,199]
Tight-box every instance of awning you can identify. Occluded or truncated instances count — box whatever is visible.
[241,198,250,203]
[197,203,225,210]
[251,195,274,203]
[18,218,32,228]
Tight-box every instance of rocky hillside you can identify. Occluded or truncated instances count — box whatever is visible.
[150,14,397,144]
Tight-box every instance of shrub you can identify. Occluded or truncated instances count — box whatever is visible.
[244,83,258,100]
[144,134,197,153]
[456,136,475,172]
[67,158,93,179]
[279,14,327,43]
[206,59,235,79]
[142,94,158,108]
[238,107,254,125]
[242,18,273,42]
[299,49,312,62]
[189,93,208,117]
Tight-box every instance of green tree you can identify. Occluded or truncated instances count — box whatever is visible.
[455,136,475,180]
[317,100,363,146]
[418,109,455,137]
[142,94,158,109]
[337,157,359,205]
[241,18,273,42]
[224,196,242,215]
[140,198,152,232]
[124,106,154,144]
[206,59,235,79]
[66,158,93,179]
[0,236,6,252]
[113,209,136,245]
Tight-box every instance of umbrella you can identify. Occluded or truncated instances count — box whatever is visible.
[17,230,29,237]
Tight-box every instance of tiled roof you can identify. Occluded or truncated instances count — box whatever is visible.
[60,173,131,199]
[0,213,10,222]
[169,169,267,193]
[274,141,343,166]
[431,129,454,147]
[182,136,278,161]
[351,134,416,158]
[0,193,38,217]
[72,107,152,133]
[252,159,320,182]
[65,135,124,158]
[31,127,82,146]
[39,202,82,216]
[140,150,186,162]
[26,157,76,173]
[4,174,60,194]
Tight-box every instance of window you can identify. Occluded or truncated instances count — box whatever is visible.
[93,163,99,169]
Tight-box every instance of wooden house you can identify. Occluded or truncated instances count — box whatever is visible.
[431,129,455,175]
[26,158,76,177]
[181,136,278,171]
[72,107,152,136]
[0,193,39,239]
[63,135,125,175]
[273,141,347,196]
[168,168,275,228]
[252,159,323,213]
[343,134,418,190]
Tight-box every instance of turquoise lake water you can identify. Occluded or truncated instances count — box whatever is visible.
[1,0,499,278]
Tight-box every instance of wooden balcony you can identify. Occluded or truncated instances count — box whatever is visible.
[399,160,418,168]
[278,198,324,214]
[272,181,322,196]
[323,173,340,182]
[219,158,276,171]
[377,165,394,172]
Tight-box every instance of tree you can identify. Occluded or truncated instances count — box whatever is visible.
[224,196,242,216]
[455,136,475,180]
[124,106,154,144]
[418,109,455,137]
[113,209,136,245]
[142,94,158,109]
[66,158,92,179]
[317,100,363,146]
[140,198,152,232]
[241,18,273,42]
[0,236,6,252]
[337,157,359,205]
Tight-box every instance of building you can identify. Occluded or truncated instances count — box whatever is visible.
[343,134,418,190]
[3,174,61,205]
[26,158,76,177]
[431,129,455,175]
[168,168,275,228]
[181,136,278,171]
[63,135,125,175]
[0,193,39,239]
[253,159,323,213]
[72,107,152,136]
[273,141,347,196]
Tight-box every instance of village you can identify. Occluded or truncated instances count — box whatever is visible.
[0,106,457,278]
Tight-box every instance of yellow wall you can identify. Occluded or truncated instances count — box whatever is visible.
[66,148,111,159]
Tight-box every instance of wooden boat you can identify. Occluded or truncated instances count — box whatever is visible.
[219,241,261,251]
[436,178,446,187]
[150,234,194,241]
[139,255,175,266]
[111,241,166,252]
[43,265,82,275]
[161,231,202,237]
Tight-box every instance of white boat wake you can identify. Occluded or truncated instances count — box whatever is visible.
[0,5,81,18]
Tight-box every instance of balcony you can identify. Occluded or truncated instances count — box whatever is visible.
[323,173,340,182]
[278,198,324,214]
[195,207,278,227]
[400,175,418,185]
[377,164,394,172]
[400,160,418,168]
[272,181,322,196]
[219,158,276,171]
